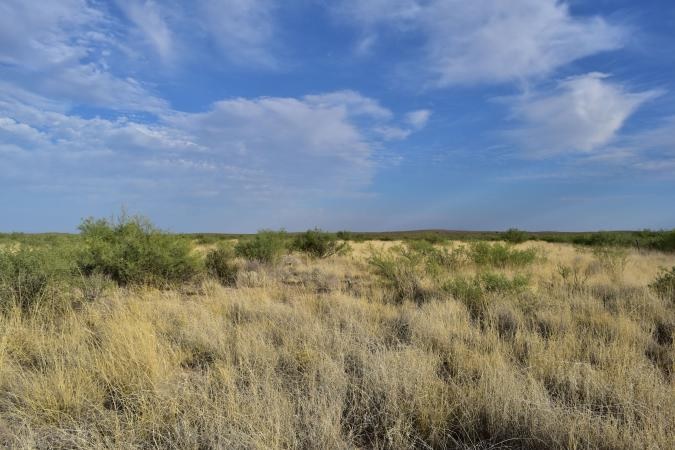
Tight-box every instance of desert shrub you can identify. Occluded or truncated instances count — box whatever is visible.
[565,230,629,247]
[650,230,675,252]
[0,247,75,312]
[368,249,429,304]
[502,228,528,244]
[336,230,352,241]
[650,267,675,302]
[404,241,466,276]
[444,272,529,320]
[292,228,348,258]
[235,230,287,264]
[77,215,201,287]
[556,262,590,293]
[480,272,530,294]
[469,241,536,268]
[205,244,238,286]
[429,247,465,271]
[416,232,445,244]
[592,246,628,281]
[405,239,436,256]
[587,231,622,247]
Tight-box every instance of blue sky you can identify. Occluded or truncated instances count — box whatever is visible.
[1,0,674,232]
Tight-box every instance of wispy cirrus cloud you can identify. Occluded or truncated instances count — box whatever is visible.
[115,0,282,68]
[0,0,167,112]
[196,0,280,68]
[115,0,174,62]
[334,0,626,86]
[508,73,661,156]
[0,0,285,114]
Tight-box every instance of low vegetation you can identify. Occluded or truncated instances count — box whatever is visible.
[0,216,673,449]
[502,227,529,244]
[651,266,675,303]
[468,241,537,268]
[0,246,74,313]
[234,229,287,264]
[77,215,201,287]
[292,228,349,258]
[205,244,238,286]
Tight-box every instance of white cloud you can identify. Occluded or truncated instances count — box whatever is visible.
[0,89,424,199]
[335,0,625,86]
[196,0,279,67]
[304,90,393,120]
[0,0,166,112]
[164,93,378,191]
[116,0,174,62]
[114,0,283,68]
[41,65,168,112]
[372,109,431,140]
[333,0,422,27]
[372,126,411,141]
[354,34,377,56]
[509,73,660,155]
[0,0,98,68]
[405,109,431,129]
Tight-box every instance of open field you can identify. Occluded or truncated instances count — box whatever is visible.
[0,224,674,449]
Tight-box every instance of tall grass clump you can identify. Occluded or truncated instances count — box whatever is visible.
[234,230,287,264]
[77,214,201,287]
[292,228,348,258]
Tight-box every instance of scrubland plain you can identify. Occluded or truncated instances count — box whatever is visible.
[0,230,674,449]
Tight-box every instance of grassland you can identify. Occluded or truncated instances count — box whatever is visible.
[0,224,674,449]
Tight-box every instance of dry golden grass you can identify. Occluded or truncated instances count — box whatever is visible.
[0,241,673,449]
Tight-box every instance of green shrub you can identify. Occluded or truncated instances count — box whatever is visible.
[77,215,201,287]
[292,228,348,258]
[404,241,465,276]
[234,230,287,264]
[650,267,675,302]
[0,247,74,312]
[205,244,238,286]
[336,230,353,241]
[416,232,445,244]
[368,248,429,304]
[469,241,536,268]
[405,240,436,256]
[650,230,675,252]
[479,272,530,294]
[592,246,628,281]
[587,231,622,247]
[502,228,528,244]
[444,272,529,320]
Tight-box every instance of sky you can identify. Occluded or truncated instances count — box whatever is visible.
[1,0,674,233]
